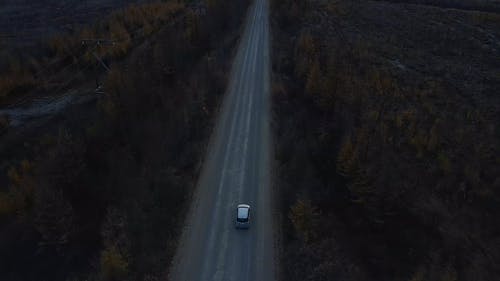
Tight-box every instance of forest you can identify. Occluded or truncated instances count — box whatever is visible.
[271,0,500,280]
[0,0,249,280]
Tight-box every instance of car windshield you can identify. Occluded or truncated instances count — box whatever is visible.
[237,207,249,222]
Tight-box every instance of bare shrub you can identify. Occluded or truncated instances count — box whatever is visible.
[100,245,129,281]
[34,187,74,253]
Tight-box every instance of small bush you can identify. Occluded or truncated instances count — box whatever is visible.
[109,21,132,58]
[7,160,35,214]
[100,246,129,281]
[0,114,9,132]
[0,72,36,102]
[437,151,452,174]
[0,191,14,217]
[289,199,319,243]
[337,136,358,178]
[35,188,74,252]
[472,11,500,24]
[295,31,316,77]
[305,59,322,97]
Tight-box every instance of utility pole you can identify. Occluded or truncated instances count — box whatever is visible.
[81,39,115,93]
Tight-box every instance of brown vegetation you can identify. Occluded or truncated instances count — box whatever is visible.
[272,0,500,280]
[0,1,184,105]
[0,58,37,101]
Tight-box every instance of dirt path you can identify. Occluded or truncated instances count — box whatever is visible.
[168,0,275,280]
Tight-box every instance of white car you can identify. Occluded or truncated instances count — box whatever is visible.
[235,204,250,229]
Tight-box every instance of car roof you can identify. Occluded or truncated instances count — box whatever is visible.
[237,204,250,209]
[237,207,249,219]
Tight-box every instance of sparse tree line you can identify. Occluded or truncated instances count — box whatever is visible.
[271,0,499,280]
[0,0,249,280]
[0,1,183,105]
[377,0,500,13]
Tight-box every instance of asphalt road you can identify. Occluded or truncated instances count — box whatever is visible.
[168,0,274,280]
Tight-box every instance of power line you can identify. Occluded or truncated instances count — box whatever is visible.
[5,3,189,108]
[81,39,117,90]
